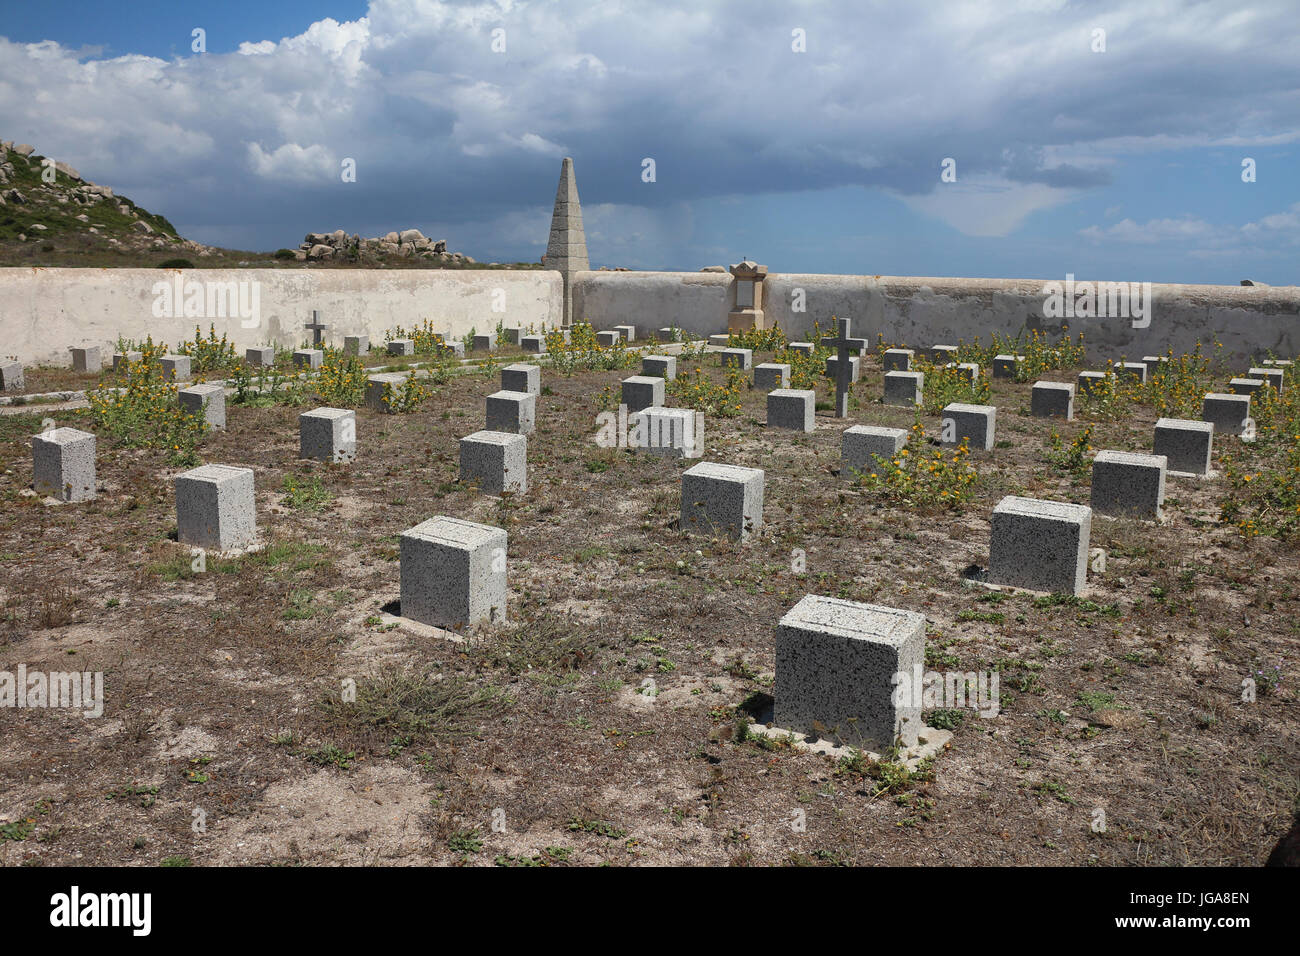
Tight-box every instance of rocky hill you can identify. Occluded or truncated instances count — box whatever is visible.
[0,139,535,269]
[0,140,208,264]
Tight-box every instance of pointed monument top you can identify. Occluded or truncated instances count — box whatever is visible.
[544,157,589,273]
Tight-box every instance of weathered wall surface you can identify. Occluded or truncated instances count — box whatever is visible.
[574,271,1299,364]
[0,268,562,364]
[3,267,1296,367]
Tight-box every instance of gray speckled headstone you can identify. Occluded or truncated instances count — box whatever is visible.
[460,430,526,495]
[641,355,678,381]
[160,355,191,382]
[0,361,24,391]
[720,348,752,370]
[32,427,96,502]
[365,373,408,413]
[1248,367,1284,392]
[824,355,860,383]
[767,388,815,432]
[293,349,323,370]
[1077,371,1108,397]
[178,383,226,429]
[774,595,925,751]
[883,370,923,406]
[245,347,274,366]
[882,348,913,371]
[1154,417,1214,476]
[992,354,1022,378]
[400,516,506,630]
[486,390,536,434]
[629,407,702,458]
[472,335,495,353]
[71,346,101,373]
[940,402,996,451]
[175,464,256,550]
[500,364,540,396]
[929,345,958,363]
[1030,381,1074,420]
[596,330,622,348]
[621,375,664,412]
[843,425,908,475]
[1091,450,1166,520]
[680,461,764,540]
[752,362,789,390]
[989,495,1091,595]
[387,339,415,357]
[300,407,356,462]
[1202,392,1250,435]
[343,335,369,356]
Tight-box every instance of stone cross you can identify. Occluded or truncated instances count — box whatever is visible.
[829,315,854,417]
[305,310,328,347]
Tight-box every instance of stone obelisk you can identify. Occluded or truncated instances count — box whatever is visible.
[541,157,589,329]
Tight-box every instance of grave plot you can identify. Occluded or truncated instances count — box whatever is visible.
[0,324,1295,867]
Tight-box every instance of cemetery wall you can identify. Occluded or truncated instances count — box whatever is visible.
[573,271,1300,363]
[0,267,561,365]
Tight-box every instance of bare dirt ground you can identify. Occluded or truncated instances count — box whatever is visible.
[0,343,1295,867]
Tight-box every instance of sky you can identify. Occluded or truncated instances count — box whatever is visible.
[1,0,1297,284]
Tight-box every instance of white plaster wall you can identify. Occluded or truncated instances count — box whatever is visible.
[0,268,563,365]
[573,270,1299,365]
[3,267,1296,368]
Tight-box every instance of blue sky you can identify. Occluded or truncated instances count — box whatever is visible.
[2,0,1297,284]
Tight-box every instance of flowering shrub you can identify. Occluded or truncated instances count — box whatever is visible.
[667,367,745,417]
[547,321,635,374]
[88,356,206,465]
[177,324,239,372]
[852,421,979,509]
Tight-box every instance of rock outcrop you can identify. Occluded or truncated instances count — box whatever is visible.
[293,227,472,264]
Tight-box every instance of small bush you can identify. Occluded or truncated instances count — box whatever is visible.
[156,258,194,269]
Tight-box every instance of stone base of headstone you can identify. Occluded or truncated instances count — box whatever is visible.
[300,407,356,462]
[32,427,96,502]
[824,355,860,382]
[400,516,507,630]
[767,388,815,432]
[520,335,547,355]
[71,347,102,373]
[175,464,256,551]
[681,462,764,540]
[752,363,790,391]
[472,335,495,353]
[293,349,323,370]
[1030,381,1074,420]
[641,355,677,381]
[882,348,913,372]
[387,339,415,357]
[1,361,25,391]
[366,373,408,413]
[460,430,527,495]
[883,371,923,406]
[989,496,1091,595]
[161,355,191,382]
[501,364,540,396]
[842,425,907,475]
[621,376,664,412]
[773,595,925,752]
[720,348,752,370]
[1154,417,1214,477]
[1202,393,1250,435]
[343,335,369,356]
[486,390,536,434]
[1091,450,1166,521]
[992,354,1022,378]
[940,402,996,450]
[628,408,702,458]
[179,383,226,429]
[246,348,274,366]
